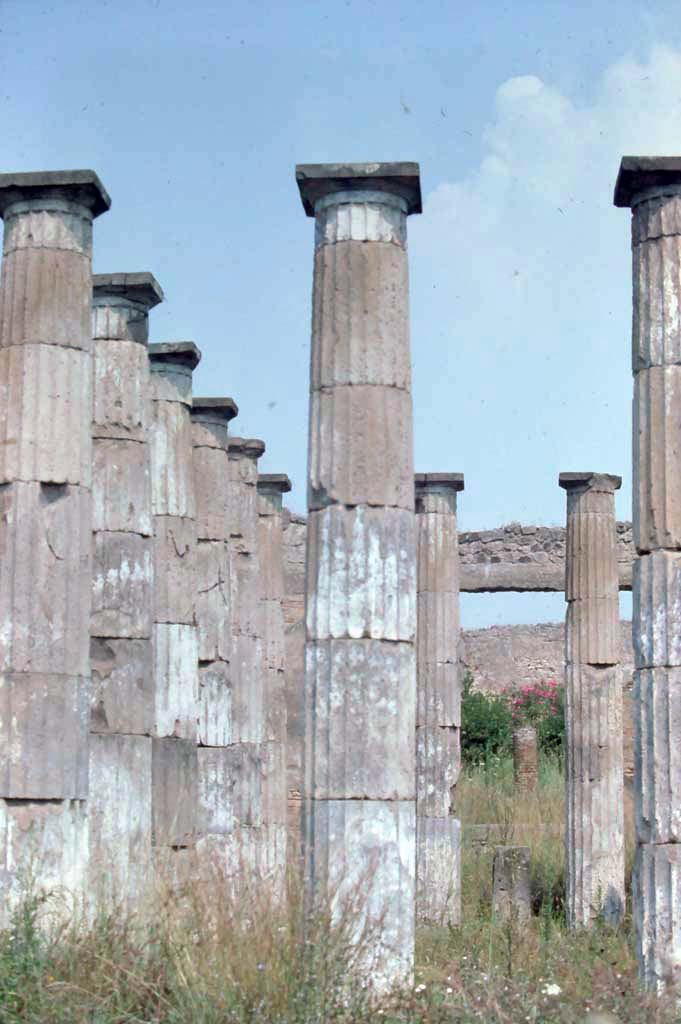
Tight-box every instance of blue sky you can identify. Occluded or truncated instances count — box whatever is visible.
[3,0,680,626]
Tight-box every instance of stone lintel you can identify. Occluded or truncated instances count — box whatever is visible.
[614,156,681,207]
[559,472,622,493]
[228,436,266,459]
[93,273,164,310]
[148,342,201,370]
[296,162,422,216]
[258,473,292,495]
[192,396,239,422]
[415,473,465,493]
[0,168,111,217]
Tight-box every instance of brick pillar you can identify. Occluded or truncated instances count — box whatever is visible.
[148,343,200,870]
[0,170,110,919]
[296,162,421,989]
[615,158,681,991]
[89,273,162,905]
[226,436,266,875]
[560,471,625,929]
[415,472,464,926]
[258,473,291,892]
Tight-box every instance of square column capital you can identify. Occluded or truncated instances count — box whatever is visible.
[614,157,681,207]
[0,169,111,217]
[559,472,622,493]
[296,162,422,216]
[93,272,164,311]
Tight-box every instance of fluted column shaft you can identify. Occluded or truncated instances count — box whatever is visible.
[0,171,109,920]
[560,472,624,929]
[297,162,422,990]
[88,273,162,904]
[615,160,681,992]
[148,342,200,857]
[257,473,291,891]
[415,473,464,926]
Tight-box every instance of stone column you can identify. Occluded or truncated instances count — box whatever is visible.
[257,473,291,891]
[415,472,464,927]
[560,472,624,929]
[0,171,110,920]
[148,342,201,868]
[282,511,307,849]
[224,435,266,876]
[89,273,163,905]
[296,162,421,989]
[492,846,531,924]
[615,158,681,992]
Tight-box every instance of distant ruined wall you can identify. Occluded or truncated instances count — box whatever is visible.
[459,521,635,592]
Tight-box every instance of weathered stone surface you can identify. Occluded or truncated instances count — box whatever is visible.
[91,531,153,638]
[416,514,459,594]
[416,817,460,926]
[230,632,263,743]
[633,551,681,667]
[635,667,681,844]
[314,202,408,247]
[193,445,229,541]
[90,636,153,736]
[262,601,285,672]
[308,385,414,510]
[149,401,195,518]
[416,725,458,817]
[197,744,262,833]
[88,733,151,904]
[565,598,620,665]
[310,241,410,389]
[92,338,150,441]
[230,549,261,637]
[92,438,151,534]
[195,539,230,662]
[228,440,261,550]
[153,516,196,625]
[492,846,531,923]
[632,223,681,370]
[261,740,287,825]
[152,624,198,740]
[303,798,415,989]
[416,591,459,669]
[151,736,197,847]
[512,725,538,792]
[148,342,200,404]
[633,366,681,552]
[417,662,460,729]
[306,506,416,641]
[634,841,681,994]
[92,272,162,340]
[0,344,91,485]
[304,639,415,800]
[196,663,231,745]
[0,481,90,675]
[0,672,88,798]
[0,797,89,928]
[564,665,625,925]
[197,661,231,748]
[0,248,91,351]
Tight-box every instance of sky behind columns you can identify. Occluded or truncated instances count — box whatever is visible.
[3,0,680,626]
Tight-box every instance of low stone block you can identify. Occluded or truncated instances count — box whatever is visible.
[310,239,410,390]
[634,551,681,667]
[197,661,231,747]
[153,516,196,625]
[151,736,197,847]
[92,438,151,535]
[304,798,415,991]
[0,797,89,929]
[305,639,415,800]
[492,846,531,923]
[92,337,149,442]
[308,384,414,511]
[152,624,198,740]
[88,733,152,905]
[0,672,88,798]
[195,539,230,662]
[0,343,92,485]
[306,506,416,642]
[91,531,153,638]
[149,400,195,518]
[197,743,262,834]
[635,667,681,844]
[416,725,459,817]
[416,816,460,926]
[90,636,153,736]
[0,481,90,675]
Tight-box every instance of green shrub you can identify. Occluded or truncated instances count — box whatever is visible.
[460,671,513,765]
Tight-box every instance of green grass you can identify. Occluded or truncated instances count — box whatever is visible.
[0,761,676,1023]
